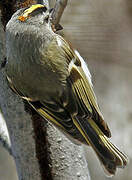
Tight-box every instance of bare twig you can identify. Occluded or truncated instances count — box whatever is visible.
[51,0,68,25]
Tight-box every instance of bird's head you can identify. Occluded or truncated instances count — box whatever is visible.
[17,4,50,26]
[7,4,51,31]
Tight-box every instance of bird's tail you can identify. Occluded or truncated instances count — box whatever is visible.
[73,117,128,176]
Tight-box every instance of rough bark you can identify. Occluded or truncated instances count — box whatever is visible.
[0,1,90,180]
[51,0,68,25]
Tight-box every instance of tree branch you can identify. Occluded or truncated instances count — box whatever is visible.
[47,124,90,179]
[51,0,68,25]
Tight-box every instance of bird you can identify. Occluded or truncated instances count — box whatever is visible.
[5,4,128,176]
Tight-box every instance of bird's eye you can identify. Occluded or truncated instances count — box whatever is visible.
[42,6,47,12]
[45,15,49,23]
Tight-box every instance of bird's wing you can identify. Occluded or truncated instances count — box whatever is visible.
[55,36,128,175]
[54,35,111,137]
[69,51,111,137]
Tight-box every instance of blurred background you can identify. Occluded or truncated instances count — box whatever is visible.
[0,0,132,179]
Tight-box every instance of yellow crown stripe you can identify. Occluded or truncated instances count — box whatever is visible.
[18,4,45,22]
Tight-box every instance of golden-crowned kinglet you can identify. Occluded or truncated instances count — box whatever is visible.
[5,4,128,176]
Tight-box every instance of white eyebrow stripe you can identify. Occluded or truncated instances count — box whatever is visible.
[68,58,76,72]
[74,50,93,86]
[56,36,62,47]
